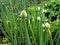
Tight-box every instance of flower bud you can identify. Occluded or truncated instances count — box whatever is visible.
[42,9,47,13]
[37,7,40,10]
[44,22,50,29]
[42,24,45,28]
[37,16,41,21]
[6,20,10,24]
[45,3,47,6]
[20,10,27,19]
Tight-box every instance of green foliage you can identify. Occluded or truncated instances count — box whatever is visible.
[0,0,60,45]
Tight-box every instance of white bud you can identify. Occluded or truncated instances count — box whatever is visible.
[37,16,41,21]
[45,3,47,6]
[6,20,10,24]
[42,9,47,13]
[42,24,45,28]
[20,10,27,18]
[43,29,45,32]
[37,7,40,10]
[45,22,50,29]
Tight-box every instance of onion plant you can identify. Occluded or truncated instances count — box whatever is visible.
[0,0,60,45]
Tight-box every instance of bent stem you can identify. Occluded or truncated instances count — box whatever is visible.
[48,29,53,45]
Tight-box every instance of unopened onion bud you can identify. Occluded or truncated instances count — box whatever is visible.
[6,20,10,24]
[37,16,41,21]
[37,7,40,10]
[44,22,50,29]
[42,24,45,28]
[42,9,47,13]
[20,10,27,19]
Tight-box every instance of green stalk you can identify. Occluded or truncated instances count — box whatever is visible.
[39,20,43,45]
[19,19,24,45]
[11,12,17,45]
[28,20,37,45]
[22,19,31,45]
[50,35,53,45]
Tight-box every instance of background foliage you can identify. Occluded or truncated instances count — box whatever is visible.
[0,0,60,45]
